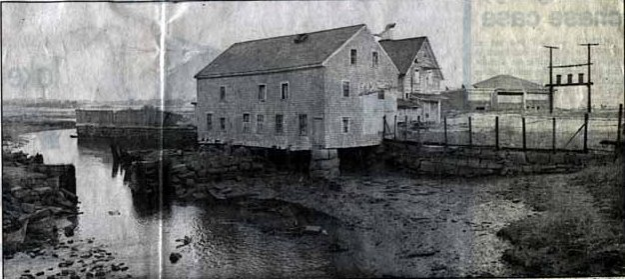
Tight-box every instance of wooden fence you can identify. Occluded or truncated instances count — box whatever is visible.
[384,104,624,153]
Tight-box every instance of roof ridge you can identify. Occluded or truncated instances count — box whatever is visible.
[379,36,428,43]
[232,24,366,46]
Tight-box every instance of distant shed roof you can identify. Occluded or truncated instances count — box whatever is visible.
[195,24,366,78]
[473,75,546,91]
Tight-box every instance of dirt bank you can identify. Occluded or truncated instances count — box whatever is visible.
[497,158,625,276]
[2,117,75,150]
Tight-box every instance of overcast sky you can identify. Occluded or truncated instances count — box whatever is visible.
[1,0,622,107]
[1,1,464,102]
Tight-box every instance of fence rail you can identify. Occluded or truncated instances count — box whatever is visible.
[384,104,624,153]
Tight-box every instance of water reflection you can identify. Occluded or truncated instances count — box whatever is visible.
[19,129,334,278]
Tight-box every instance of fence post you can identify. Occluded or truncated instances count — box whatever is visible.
[394,115,398,140]
[522,117,526,151]
[444,117,448,147]
[468,116,472,147]
[382,115,387,138]
[552,117,556,152]
[583,113,589,153]
[617,104,623,154]
[405,115,408,140]
[417,116,421,143]
[495,116,499,150]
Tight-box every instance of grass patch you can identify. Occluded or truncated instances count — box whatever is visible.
[497,158,625,276]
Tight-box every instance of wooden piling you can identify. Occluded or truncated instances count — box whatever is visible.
[405,115,409,140]
[444,117,448,146]
[617,104,623,153]
[495,116,499,150]
[394,115,398,140]
[583,113,589,153]
[522,117,526,151]
[382,115,387,138]
[417,116,421,143]
[468,116,472,147]
[552,117,556,153]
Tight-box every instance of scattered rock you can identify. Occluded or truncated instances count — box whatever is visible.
[169,252,182,264]
[63,226,75,237]
[303,225,323,234]
[107,210,121,216]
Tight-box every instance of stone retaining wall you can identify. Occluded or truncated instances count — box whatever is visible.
[125,147,268,199]
[77,125,197,149]
[382,141,615,177]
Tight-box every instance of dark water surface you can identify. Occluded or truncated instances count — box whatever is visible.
[16,129,334,278]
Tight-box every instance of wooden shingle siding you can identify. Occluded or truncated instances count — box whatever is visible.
[195,25,399,150]
[196,67,324,150]
[322,27,399,149]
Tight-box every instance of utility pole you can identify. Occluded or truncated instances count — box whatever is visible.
[544,43,598,114]
[580,43,599,113]
[544,46,559,114]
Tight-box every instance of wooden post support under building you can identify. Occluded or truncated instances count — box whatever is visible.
[522,117,527,151]
[468,116,472,147]
[552,117,556,152]
[444,117,448,146]
[583,113,589,153]
[495,116,499,150]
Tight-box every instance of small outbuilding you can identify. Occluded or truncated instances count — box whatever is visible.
[468,75,550,111]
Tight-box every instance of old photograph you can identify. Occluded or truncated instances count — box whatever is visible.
[2,0,624,278]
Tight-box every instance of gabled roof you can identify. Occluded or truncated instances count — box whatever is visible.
[379,37,443,79]
[473,75,546,91]
[195,24,366,78]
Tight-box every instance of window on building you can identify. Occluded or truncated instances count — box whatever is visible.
[372,51,379,67]
[378,90,385,100]
[342,117,350,133]
[414,69,420,83]
[242,113,250,133]
[219,86,226,101]
[256,114,264,133]
[350,49,357,65]
[275,114,284,134]
[206,113,213,131]
[299,114,308,136]
[281,83,289,100]
[258,84,267,101]
[342,81,350,97]
[219,117,226,131]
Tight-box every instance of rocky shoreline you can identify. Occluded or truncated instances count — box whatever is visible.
[2,150,139,279]
[3,151,78,254]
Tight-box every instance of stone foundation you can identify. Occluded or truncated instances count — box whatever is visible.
[310,148,340,180]
[383,141,616,177]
